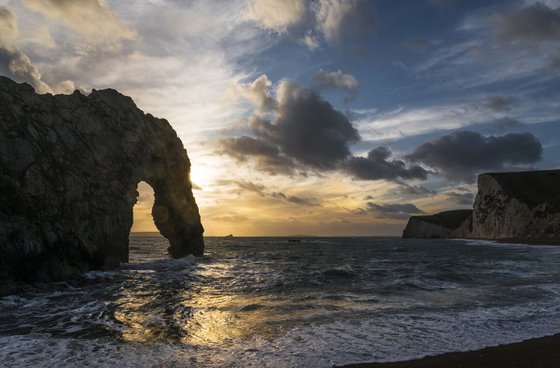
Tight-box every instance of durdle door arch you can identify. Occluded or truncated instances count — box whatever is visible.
[0,76,204,289]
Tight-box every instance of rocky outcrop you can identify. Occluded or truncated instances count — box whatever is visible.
[402,210,472,239]
[0,76,204,288]
[471,170,560,240]
[402,170,560,242]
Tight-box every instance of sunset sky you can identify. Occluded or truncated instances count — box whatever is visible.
[1,0,559,236]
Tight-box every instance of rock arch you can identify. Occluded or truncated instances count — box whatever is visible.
[0,76,204,288]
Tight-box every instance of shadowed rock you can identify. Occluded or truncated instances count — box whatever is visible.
[472,170,560,239]
[402,210,472,239]
[0,76,204,289]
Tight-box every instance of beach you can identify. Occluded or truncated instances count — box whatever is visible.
[340,333,560,368]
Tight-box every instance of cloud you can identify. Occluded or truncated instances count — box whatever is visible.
[482,95,518,112]
[299,31,320,50]
[312,69,361,102]
[231,180,320,206]
[0,7,18,52]
[246,0,306,33]
[407,131,543,182]
[446,191,474,205]
[227,76,360,171]
[259,80,360,169]
[246,0,375,50]
[211,214,249,223]
[486,117,525,133]
[271,191,321,206]
[364,202,424,220]
[6,51,51,93]
[344,146,429,181]
[0,6,72,94]
[396,182,435,196]
[225,76,433,184]
[234,74,277,113]
[24,0,136,45]
[498,3,560,44]
[217,135,296,175]
[234,179,266,196]
[316,0,376,45]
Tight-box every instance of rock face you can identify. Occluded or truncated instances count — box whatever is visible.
[402,170,560,241]
[471,170,560,240]
[0,76,204,287]
[402,210,472,239]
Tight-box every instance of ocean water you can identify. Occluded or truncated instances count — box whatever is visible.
[2,236,560,367]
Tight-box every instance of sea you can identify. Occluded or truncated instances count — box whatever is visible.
[2,235,560,367]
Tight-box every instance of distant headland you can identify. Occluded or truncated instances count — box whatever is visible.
[403,170,560,243]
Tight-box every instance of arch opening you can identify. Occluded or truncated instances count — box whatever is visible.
[128,181,170,263]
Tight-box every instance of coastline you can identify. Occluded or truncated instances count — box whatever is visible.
[338,333,560,368]
[495,238,560,246]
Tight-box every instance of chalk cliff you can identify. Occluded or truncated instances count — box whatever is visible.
[402,170,560,241]
[402,210,472,239]
[0,77,204,289]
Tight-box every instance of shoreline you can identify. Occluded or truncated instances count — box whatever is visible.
[495,238,560,246]
[338,333,560,368]
[451,237,560,246]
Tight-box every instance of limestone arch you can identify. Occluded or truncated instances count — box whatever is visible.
[127,175,204,261]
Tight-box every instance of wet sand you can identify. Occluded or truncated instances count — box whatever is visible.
[338,333,560,368]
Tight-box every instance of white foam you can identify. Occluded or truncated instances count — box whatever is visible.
[120,255,198,271]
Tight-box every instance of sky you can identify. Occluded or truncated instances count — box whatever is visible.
[0,0,559,236]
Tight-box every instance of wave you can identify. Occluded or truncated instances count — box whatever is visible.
[323,264,355,278]
[120,255,198,271]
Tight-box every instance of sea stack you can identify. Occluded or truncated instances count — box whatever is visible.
[403,170,560,242]
[0,77,204,288]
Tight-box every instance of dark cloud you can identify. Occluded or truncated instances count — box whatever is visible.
[312,70,361,103]
[268,81,360,169]
[234,180,266,196]
[407,131,543,182]
[271,192,321,206]
[226,79,360,171]
[217,136,296,175]
[230,180,320,207]
[344,146,429,181]
[364,202,424,220]
[486,117,524,133]
[483,96,518,112]
[446,191,474,205]
[396,182,435,196]
[499,3,560,44]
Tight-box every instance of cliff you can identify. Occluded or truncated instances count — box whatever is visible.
[402,170,560,242]
[402,210,472,239]
[0,76,204,290]
[471,170,560,240]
